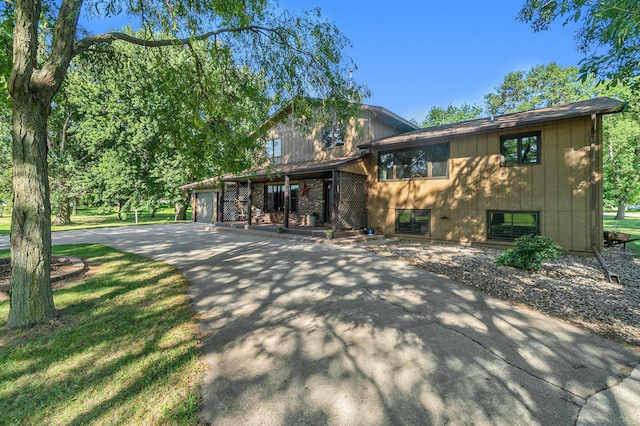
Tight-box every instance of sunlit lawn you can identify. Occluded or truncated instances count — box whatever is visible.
[0,206,191,236]
[604,214,640,254]
[0,245,204,425]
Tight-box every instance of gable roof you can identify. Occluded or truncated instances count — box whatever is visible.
[359,97,625,150]
[360,104,419,132]
[256,99,418,136]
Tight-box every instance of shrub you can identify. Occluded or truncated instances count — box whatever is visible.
[495,234,562,270]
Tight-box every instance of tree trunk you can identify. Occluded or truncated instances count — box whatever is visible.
[175,191,191,221]
[72,198,78,215]
[8,99,56,327]
[175,202,187,221]
[53,197,71,225]
[615,201,627,220]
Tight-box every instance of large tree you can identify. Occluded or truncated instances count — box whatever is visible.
[519,1,640,91]
[5,1,364,327]
[603,94,640,219]
[52,40,268,223]
[484,62,595,115]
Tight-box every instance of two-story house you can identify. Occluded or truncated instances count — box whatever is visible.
[183,97,624,254]
[183,103,418,230]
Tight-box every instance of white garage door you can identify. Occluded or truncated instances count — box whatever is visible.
[195,192,214,224]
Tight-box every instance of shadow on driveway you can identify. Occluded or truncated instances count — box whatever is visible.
[5,224,637,425]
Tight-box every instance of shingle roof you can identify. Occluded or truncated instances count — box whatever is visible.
[222,153,369,182]
[180,153,369,190]
[359,97,625,150]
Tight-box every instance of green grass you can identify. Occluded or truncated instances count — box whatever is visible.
[604,215,640,254]
[0,206,191,236]
[0,245,205,425]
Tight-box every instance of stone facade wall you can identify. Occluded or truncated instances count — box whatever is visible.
[251,183,265,210]
[298,179,325,225]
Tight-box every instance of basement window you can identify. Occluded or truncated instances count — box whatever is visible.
[488,211,539,240]
[396,209,431,235]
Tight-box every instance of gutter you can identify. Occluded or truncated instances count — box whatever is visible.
[589,112,620,284]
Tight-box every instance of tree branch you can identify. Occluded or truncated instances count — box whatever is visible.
[72,25,281,57]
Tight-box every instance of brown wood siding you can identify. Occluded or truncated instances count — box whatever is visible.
[366,117,602,253]
[263,111,406,165]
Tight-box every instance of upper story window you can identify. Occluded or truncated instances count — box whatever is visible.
[500,131,540,166]
[322,125,345,149]
[379,142,449,181]
[266,138,281,158]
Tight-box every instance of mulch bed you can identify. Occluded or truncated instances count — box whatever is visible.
[0,256,74,283]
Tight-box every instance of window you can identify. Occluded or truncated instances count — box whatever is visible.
[500,131,540,166]
[396,209,430,235]
[379,143,449,181]
[265,184,299,213]
[322,125,345,149]
[266,138,281,158]
[488,211,539,240]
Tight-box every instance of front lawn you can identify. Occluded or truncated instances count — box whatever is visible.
[0,245,204,425]
[0,206,191,236]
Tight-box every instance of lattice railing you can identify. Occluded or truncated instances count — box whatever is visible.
[338,172,367,230]
[223,182,249,221]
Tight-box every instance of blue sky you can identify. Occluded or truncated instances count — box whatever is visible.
[280,1,584,121]
[81,1,585,122]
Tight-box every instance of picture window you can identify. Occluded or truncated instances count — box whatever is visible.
[379,143,449,181]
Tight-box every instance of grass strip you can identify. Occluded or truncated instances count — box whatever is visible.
[0,244,205,425]
[0,206,190,236]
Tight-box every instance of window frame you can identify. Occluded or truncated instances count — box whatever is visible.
[379,143,450,181]
[266,138,282,159]
[500,131,541,166]
[395,209,431,235]
[264,183,299,213]
[487,210,540,241]
[322,125,345,149]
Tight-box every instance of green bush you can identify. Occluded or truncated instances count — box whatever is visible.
[495,234,562,270]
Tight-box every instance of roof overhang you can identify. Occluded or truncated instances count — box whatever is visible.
[223,152,370,183]
[359,97,625,151]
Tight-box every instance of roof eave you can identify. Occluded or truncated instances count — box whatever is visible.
[359,98,625,150]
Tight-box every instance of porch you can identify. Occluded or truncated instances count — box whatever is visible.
[218,159,370,233]
[205,220,378,243]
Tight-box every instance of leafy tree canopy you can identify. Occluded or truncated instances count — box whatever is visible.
[416,103,483,128]
[4,0,367,327]
[519,0,640,91]
[415,63,597,125]
[484,62,596,115]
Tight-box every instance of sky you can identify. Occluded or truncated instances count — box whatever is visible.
[81,1,585,122]
[278,1,585,121]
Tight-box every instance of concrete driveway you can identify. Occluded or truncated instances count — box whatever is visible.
[1,223,639,425]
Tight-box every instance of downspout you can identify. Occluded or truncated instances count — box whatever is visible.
[590,113,620,283]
